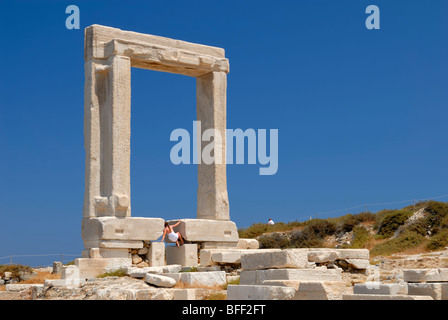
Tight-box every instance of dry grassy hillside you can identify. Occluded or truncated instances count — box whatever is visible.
[238,200,448,257]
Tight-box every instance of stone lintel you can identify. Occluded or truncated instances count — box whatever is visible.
[85,25,229,77]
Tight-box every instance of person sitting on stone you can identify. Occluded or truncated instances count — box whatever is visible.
[267,218,275,225]
[161,221,185,247]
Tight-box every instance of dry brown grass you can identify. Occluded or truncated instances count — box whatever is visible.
[0,270,59,291]
[363,237,386,251]
[394,243,431,256]
[20,271,61,284]
[206,292,227,300]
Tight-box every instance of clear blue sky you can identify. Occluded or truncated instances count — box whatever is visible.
[1,1,447,266]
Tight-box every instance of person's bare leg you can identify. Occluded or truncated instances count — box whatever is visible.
[177,232,184,245]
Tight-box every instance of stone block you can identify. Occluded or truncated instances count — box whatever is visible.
[81,217,164,248]
[134,288,174,300]
[308,251,338,263]
[75,258,131,279]
[407,283,448,300]
[168,219,238,242]
[145,273,177,288]
[211,252,242,264]
[263,280,347,300]
[126,266,164,278]
[240,268,342,285]
[236,239,259,249]
[227,285,295,300]
[44,278,85,287]
[201,242,238,249]
[132,254,143,264]
[137,247,149,255]
[199,249,214,266]
[353,282,408,295]
[241,249,308,270]
[166,244,198,267]
[89,248,130,259]
[346,259,370,270]
[200,249,262,266]
[173,289,196,300]
[31,285,45,300]
[52,262,63,274]
[343,294,433,300]
[0,292,23,300]
[99,240,143,249]
[403,268,448,283]
[85,25,228,77]
[163,265,182,273]
[61,265,80,280]
[146,242,165,267]
[5,284,43,292]
[164,271,226,287]
[334,249,369,260]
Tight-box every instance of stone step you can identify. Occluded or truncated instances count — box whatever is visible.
[5,284,44,292]
[200,249,264,266]
[163,271,226,287]
[227,285,295,300]
[241,249,308,270]
[403,268,448,283]
[263,280,347,300]
[240,268,342,285]
[407,283,448,300]
[353,282,408,295]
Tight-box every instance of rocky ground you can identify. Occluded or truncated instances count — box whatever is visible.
[36,276,222,300]
[374,248,448,280]
[340,247,448,287]
[2,248,448,300]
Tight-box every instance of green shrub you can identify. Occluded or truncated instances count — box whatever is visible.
[181,266,198,273]
[333,212,376,234]
[290,229,323,248]
[335,214,358,233]
[96,268,127,278]
[350,226,371,249]
[205,292,227,300]
[423,201,448,233]
[426,229,448,251]
[238,223,269,239]
[303,219,337,238]
[222,277,240,290]
[258,233,291,249]
[377,209,413,238]
[374,209,394,230]
[404,219,428,236]
[370,231,424,257]
[0,264,32,279]
[355,211,377,223]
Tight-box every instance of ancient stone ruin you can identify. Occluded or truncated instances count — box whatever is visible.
[76,24,239,278]
[3,25,445,301]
